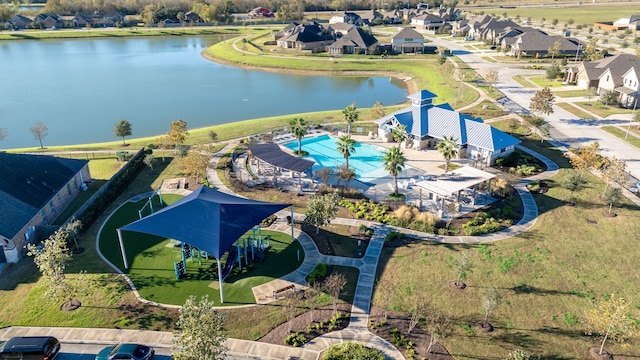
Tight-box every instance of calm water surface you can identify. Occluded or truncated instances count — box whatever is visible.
[0,36,407,148]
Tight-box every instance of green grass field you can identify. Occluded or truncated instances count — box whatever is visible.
[553,89,588,98]
[602,125,640,149]
[557,102,597,120]
[573,102,632,118]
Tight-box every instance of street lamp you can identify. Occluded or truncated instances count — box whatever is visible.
[625,93,638,140]
[575,43,582,62]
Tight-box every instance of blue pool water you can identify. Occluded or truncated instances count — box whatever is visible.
[285,135,393,184]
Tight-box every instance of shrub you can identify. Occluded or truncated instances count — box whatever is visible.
[385,231,404,242]
[284,332,307,347]
[600,90,619,106]
[307,263,329,285]
[321,342,384,360]
[563,312,578,326]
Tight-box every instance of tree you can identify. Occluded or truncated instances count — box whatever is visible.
[436,136,458,172]
[336,165,356,188]
[323,273,347,314]
[383,146,406,195]
[391,125,407,143]
[316,167,332,186]
[561,169,583,202]
[586,87,597,104]
[342,102,359,137]
[529,87,555,118]
[180,151,209,183]
[30,121,48,149]
[336,135,356,170]
[584,38,603,61]
[484,69,499,90]
[114,119,132,146]
[289,117,308,155]
[570,142,601,179]
[408,296,428,334]
[173,295,227,360]
[26,227,86,308]
[63,218,83,252]
[304,193,340,234]
[208,130,218,142]
[167,119,189,154]
[426,312,453,355]
[143,154,155,172]
[600,156,628,196]
[370,100,386,120]
[451,252,472,288]
[546,61,562,79]
[586,294,638,356]
[602,186,622,215]
[505,350,539,360]
[481,287,499,329]
[600,90,619,106]
[548,39,562,60]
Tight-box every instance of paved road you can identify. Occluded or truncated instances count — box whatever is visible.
[431,36,640,181]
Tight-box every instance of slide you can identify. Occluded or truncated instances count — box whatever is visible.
[220,246,238,281]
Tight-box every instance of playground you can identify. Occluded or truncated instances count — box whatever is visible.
[98,188,304,306]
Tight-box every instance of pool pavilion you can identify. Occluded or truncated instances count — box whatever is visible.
[375,90,520,166]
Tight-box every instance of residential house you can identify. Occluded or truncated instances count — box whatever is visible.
[616,66,640,107]
[596,57,640,105]
[465,14,494,39]
[329,12,363,26]
[184,11,202,23]
[328,22,355,36]
[508,33,581,58]
[391,27,425,54]
[0,153,90,265]
[438,6,462,21]
[328,27,378,55]
[275,21,334,50]
[6,14,32,30]
[33,13,64,29]
[361,9,383,25]
[375,90,520,165]
[410,13,445,32]
[565,54,640,93]
[467,16,519,44]
[383,9,403,24]
[72,13,94,28]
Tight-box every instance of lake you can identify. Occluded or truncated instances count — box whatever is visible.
[0,36,408,149]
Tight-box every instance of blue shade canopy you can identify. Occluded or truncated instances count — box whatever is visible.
[118,187,290,259]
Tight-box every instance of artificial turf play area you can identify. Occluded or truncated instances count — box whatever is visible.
[98,193,304,306]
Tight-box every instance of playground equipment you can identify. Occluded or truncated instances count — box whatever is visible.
[138,186,164,219]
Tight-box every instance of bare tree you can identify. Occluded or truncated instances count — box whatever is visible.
[316,167,332,186]
[284,290,303,333]
[451,252,472,288]
[323,273,347,314]
[30,121,48,149]
[408,296,428,334]
[484,69,499,90]
[426,312,453,354]
[481,287,499,330]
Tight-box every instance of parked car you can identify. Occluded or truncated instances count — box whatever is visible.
[95,344,154,360]
[248,7,274,18]
[0,336,61,360]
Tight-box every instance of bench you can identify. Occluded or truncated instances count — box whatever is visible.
[273,284,295,299]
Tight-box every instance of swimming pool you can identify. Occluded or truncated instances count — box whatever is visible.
[284,135,407,184]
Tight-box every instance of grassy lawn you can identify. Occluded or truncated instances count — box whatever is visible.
[490,118,532,136]
[556,102,596,120]
[553,89,587,98]
[460,100,508,119]
[467,3,637,25]
[512,74,536,88]
[0,27,247,41]
[374,149,640,358]
[601,125,640,149]
[573,102,632,118]
[528,76,564,88]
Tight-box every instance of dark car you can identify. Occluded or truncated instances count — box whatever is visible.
[0,336,61,360]
[95,344,154,360]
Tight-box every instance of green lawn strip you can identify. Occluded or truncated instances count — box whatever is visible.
[88,158,124,180]
[512,74,536,88]
[460,100,508,119]
[602,125,640,149]
[0,27,246,41]
[475,3,637,26]
[374,166,640,358]
[556,102,595,120]
[572,101,632,118]
[52,180,107,225]
[528,76,564,88]
[552,89,587,98]
[490,118,532,136]
[99,196,304,305]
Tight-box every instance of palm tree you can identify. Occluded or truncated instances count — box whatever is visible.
[383,146,406,195]
[392,125,407,143]
[342,102,359,137]
[436,136,459,172]
[336,135,356,170]
[289,117,308,155]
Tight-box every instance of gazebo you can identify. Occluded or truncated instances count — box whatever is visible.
[247,143,315,188]
[116,186,291,303]
[414,166,495,216]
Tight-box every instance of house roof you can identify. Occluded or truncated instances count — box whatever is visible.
[328,22,354,32]
[278,22,332,43]
[392,27,424,41]
[412,13,444,22]
[415,166,496,197]
[375,90,519,152]
[515,33,579,53]
[339,27,377,48]
[0,153,88,239]
[596,54,640,83]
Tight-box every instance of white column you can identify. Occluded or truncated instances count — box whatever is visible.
[116,229,129,269]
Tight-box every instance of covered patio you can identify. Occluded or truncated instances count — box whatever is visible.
[245,143,317,192]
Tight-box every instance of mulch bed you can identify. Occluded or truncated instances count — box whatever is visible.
[369,306,453,360]
[445,196,524,236]
[300,224,370,257]
[258,303,352,346]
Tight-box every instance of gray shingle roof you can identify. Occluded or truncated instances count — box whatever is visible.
[392,27,424,40]
[0,153,88,239]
